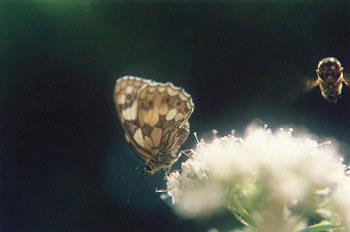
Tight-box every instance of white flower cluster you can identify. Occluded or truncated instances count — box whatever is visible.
[165,126,350,232]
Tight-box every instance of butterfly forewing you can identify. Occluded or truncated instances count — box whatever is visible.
[114,77,154,162]
[114,76,152,124]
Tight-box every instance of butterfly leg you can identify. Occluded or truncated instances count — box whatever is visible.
[179,149,194,158]
[155,188,168,193]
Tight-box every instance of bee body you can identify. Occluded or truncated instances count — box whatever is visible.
[316,57,346,103]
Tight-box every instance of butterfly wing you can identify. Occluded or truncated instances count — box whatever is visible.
[114,76,154,162]
[136,82,194,158]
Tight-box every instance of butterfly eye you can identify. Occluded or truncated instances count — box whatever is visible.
[183,107,189,113]
[175,100,182,107]
[126,94,132,100]
[165,97,171,103]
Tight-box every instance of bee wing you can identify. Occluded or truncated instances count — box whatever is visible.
[285,74,319,103]
[114,76,155,162]
[136,82,194,157]
[305,78,320,91]
[343,72,350,86]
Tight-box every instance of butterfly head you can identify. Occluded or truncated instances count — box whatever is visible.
[141,165,155,175]
[141,163,172,175]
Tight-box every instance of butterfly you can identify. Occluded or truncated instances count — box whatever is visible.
[114,76,194,175]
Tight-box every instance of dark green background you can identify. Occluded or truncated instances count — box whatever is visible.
[2,1,350,232]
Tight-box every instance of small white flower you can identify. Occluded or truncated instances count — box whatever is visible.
[166,161,225,218]
[164,125,350,231]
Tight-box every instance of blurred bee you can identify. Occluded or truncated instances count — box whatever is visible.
[308,57,350,103]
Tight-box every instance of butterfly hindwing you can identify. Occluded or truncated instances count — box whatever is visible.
[137,83,194,156]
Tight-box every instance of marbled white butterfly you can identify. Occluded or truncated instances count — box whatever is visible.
[114,76,194,175]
